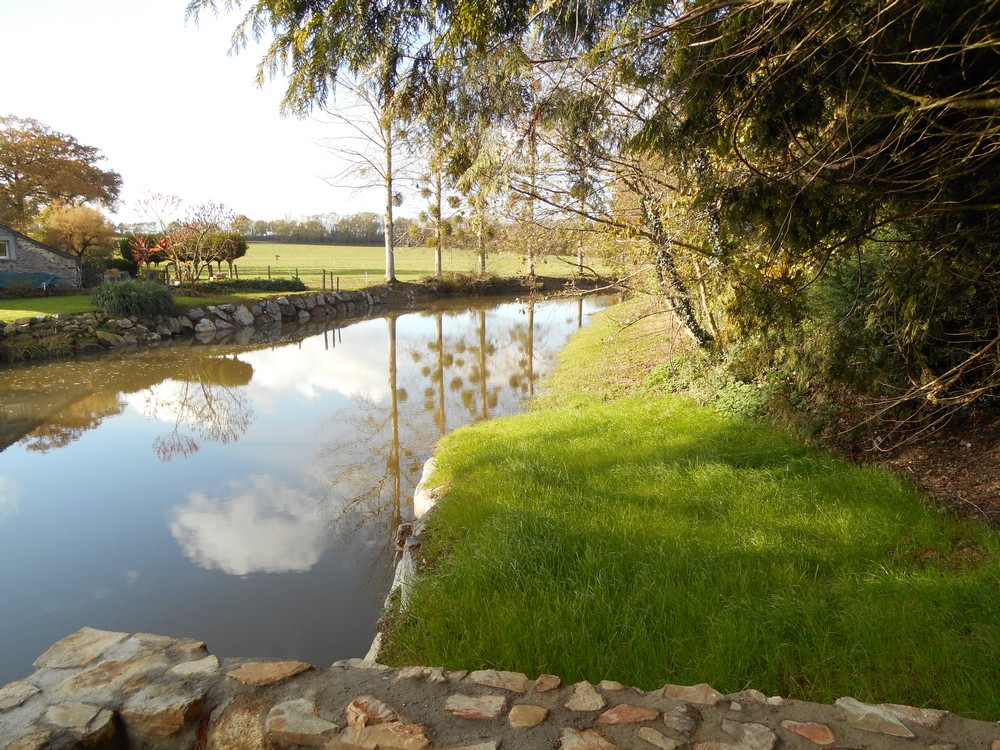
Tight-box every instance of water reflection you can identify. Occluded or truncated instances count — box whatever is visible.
[0,295,612,684]
[170,475,324,575]
[131,356,255,461]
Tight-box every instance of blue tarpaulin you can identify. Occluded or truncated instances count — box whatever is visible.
[0,272,61,289]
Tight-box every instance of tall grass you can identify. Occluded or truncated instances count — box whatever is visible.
[381,300,1000,719]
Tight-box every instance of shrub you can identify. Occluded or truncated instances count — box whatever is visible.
[92,280,175,318]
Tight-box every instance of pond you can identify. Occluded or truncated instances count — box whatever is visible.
[0,295,610,685]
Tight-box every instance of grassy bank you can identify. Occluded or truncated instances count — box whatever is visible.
[380,299,1000,719]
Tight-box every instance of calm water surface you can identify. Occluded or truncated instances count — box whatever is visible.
[0,296,608,684]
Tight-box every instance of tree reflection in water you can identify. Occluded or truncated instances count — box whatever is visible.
[144,355,255,461]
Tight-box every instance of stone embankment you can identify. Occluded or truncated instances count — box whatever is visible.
[0,289,386,357]
[2,627,999,750]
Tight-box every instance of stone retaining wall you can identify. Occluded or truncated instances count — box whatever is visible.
[2,626,998,750]
[0,289,386,358]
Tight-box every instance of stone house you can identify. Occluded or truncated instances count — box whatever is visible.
[0,223,82,288]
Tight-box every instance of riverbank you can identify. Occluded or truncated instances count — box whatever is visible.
[0,275,603,364]
[377,297,1000,720]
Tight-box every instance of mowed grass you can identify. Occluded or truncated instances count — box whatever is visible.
[0,295,97,320]
[239,243,606,289]
[381,299,1000,719]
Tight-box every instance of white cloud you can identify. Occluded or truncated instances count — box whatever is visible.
[170,475,326,575]
[0,477,21,526]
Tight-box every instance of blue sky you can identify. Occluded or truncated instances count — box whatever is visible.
[1,0,381,223]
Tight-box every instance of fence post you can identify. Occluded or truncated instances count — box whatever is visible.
[267,265,271,279]
[296,268,299,279]
[337,276,340,291]
[322,270,326,291]
[234,264,239,280]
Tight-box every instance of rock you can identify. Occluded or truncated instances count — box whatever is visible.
[470,669,530,693]
[780,720,836,746]
[169,655,220,677]
[346,695,399,728]
[397,666,447,683]
[662,683,725,706]
[185,308,205,321]
[729,689,766,704]
[597,680,626,691]
[53,654,167,700]
[0,680,39,712]
[565,681,607,711]
[265,699,340,746]
[119,685,205,737]
[661,704,700,736]
[835,697,915,738]
[194,318,216,333]
[45,701,100,728]
[155,323,173,336]
[117,318,134,329]
[444,743,500,750]
[765,696,784,706]
[560,727,618,749]
[233,305,255,326]
[637,728,684,750]
[534,674,562,692]
[597,704,660,724]
[882,703,949,728]
[298,309,310,322]
[214,319,233,330]
[227,659,313,686]
[33,627,129,670]
[720,719,777,750]
[509,704,549,728]
[207,695,269,750]
[444,694,508,720]
[95,329,126,347]
[5,730,52,750]
[338,721,431,749]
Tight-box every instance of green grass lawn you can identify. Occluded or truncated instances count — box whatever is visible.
[0,295,97,321]
[238,243,606,289]
[380,299,1000,719]
[0,244,605,321]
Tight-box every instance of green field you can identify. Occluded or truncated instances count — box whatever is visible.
[235,243,605,289]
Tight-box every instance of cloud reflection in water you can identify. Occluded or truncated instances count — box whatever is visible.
[170,475,325,575]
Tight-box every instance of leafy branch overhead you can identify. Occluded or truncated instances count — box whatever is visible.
[187,0,1000,436]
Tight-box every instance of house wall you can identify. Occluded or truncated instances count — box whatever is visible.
[0,229,81,288]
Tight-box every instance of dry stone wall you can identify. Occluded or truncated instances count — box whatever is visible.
[2,626,999,750]
[0,290,386,359]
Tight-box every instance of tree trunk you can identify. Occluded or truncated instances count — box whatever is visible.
[383,113,397,283]
[434,167,443,277]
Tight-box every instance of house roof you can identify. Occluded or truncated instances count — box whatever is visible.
[0,222,80,261]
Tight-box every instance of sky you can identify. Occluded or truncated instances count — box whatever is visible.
[1,0,382,225]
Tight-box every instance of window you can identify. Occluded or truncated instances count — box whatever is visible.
[0,238,12,261]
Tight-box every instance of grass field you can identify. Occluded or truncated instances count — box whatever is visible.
[0,243,607,321]
[236,243,606,289]
[380,298,1000,719]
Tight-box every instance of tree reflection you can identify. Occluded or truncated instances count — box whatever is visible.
[143,355,255,461]
[18,391,125,452]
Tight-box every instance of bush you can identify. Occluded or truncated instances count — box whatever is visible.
[92,280,175,318]
[197,277,307,293]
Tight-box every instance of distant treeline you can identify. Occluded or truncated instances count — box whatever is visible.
[243,212,421,246]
